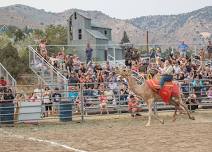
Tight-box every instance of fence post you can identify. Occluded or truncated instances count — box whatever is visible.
[80,83,84,122]
[113,47,116,65]
[117,81,121,114]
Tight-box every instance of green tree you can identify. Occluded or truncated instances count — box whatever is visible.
[0,43,25,78]
[14,29,25,42]
[45,25,67,45]
[120,31,130,44]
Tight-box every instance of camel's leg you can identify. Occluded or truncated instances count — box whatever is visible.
[179,102,195,120]
[145,98,154,126]
[170,98,180,122]
[153,113,164,124]
[172,106,178,122]
[176,97,195,120]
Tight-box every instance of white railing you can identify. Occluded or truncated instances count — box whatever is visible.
[0,62,16,87]
[28,46,68,95]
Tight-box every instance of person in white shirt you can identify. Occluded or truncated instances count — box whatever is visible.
[160,60,174,88]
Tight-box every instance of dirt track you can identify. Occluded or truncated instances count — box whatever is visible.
[1,111,212,152]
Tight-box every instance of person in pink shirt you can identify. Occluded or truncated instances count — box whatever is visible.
[207,87,212,99]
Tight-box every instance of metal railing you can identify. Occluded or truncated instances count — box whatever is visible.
[0,81,211,126]
[28,46,68,96]
[0,63,16,88]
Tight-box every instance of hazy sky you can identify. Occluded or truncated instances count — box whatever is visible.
[1,0,212,19]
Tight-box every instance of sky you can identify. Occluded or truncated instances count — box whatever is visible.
[1,0,212,19]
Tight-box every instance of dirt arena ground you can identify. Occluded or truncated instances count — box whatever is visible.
[0,110,212,152]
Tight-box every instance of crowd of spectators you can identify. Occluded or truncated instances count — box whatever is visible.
[31,40,212,115]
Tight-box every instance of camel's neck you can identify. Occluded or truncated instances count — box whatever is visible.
[127,76,145,97]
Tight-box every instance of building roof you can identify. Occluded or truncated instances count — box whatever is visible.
[91,21,112,30]
[86,29,108,40]
[70,11,91,20]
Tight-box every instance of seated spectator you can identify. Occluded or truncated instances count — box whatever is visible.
[207,87,212,99]
[98,92,109,115]
[3,88,15,103]
[181,79,190,97]
[28,93,36,102]
[0,76,7,86]
[0,77,7,92]
[128,95,141,117]
[68,86,79,102]
[131,61,139,73]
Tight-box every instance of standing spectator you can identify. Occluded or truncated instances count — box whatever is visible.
[207,40,212,59]
[186,92,198,112]
[128,95,141,117]
[125,48,132,68]
[43,87,52,117]
[39,39,47,57]
[178,41,189,58]
[52,88,62,114]
[131,49,140,62]
[98,92,109,115]
[199,48,206,62]
[85,43,93,64]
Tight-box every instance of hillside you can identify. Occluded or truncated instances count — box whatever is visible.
[0,4,211,44]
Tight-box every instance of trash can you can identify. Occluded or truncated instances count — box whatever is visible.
[0,102,14,125]
[59,101,72,122]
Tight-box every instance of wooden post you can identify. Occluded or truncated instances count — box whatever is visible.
[146,30,149,53]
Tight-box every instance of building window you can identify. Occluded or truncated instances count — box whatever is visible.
[74,12,77,20]
[104,30,107,35]
[78,29,82,40]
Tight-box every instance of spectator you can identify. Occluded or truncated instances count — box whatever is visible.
[34,85,44,102]
[186,92,198,112]
[85,43,93,64]
[178,41,189,58]
[39,39,48,57]
[131,49,140,62]
[0,77,7,92]
[4,88,15,103]
[43,87,52,117]
[125,48,132,68]
[207,40,212,59]
[98,91,109,115]
[207,87,212,99]
[128,95,141,117]
[52,88,62,114]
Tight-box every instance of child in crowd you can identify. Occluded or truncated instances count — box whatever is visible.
[98,92,109,115]
[128,95,141,118]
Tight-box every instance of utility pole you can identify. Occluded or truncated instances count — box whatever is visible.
[146,30,149,52]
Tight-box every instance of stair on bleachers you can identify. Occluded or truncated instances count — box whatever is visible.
[28,46,68,93]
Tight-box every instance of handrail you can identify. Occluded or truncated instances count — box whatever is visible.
[0,62,16,86]
[29,43,206,47]
[28,46,68,81]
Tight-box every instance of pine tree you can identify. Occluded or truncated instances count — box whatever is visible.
[120,31,130,44]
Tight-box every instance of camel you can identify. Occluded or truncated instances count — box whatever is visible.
[116,68,195,126]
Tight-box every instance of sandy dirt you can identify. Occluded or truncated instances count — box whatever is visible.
[0,111,212,152]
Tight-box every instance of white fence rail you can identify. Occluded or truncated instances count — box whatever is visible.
[0,62,16,87]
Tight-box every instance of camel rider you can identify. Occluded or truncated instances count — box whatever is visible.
[160,60,174,88]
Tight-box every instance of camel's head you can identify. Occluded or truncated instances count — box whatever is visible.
[115,68,132,79]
